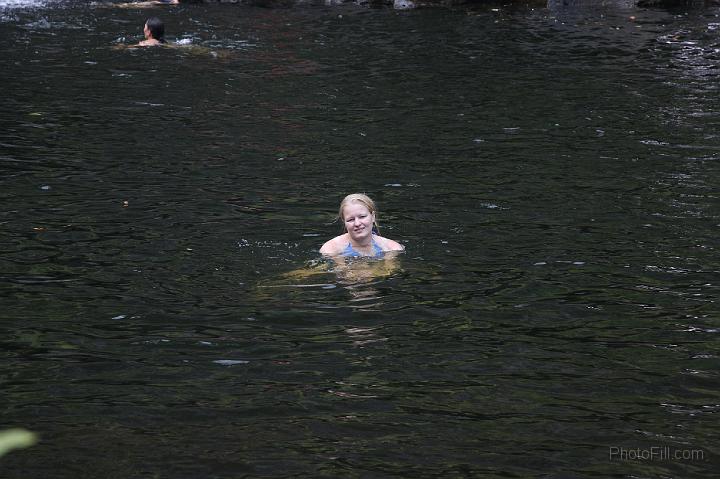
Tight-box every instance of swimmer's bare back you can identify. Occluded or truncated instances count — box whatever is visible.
[104,0,179,9]
[112,41,169,50]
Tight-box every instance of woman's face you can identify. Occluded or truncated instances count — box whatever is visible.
[343,201,375,242]
[143,23,150,39]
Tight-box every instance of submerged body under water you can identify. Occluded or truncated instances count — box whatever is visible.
[1,0,719,477]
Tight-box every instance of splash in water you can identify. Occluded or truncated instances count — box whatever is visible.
[0,0,50,8]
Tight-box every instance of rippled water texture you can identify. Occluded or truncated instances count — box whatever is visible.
[1,1,719,477]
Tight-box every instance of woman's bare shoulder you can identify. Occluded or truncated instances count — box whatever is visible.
[319,234,349,255]
[375,235,404,251]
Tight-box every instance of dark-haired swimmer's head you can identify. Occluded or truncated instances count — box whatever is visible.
[144,16,165,42]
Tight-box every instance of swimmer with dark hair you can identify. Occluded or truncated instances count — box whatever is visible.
[137,16,166,46]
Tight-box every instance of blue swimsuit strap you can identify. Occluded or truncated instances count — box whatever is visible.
[342,236,384,257]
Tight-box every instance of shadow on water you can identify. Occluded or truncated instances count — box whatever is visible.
[1,0,719,477]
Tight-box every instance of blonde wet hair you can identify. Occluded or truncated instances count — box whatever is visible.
[338,193,380,234]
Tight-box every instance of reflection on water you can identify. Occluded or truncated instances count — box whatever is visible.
[2,0,719,477]
[258,254,404,311]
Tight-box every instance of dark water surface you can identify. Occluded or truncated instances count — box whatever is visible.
[1,1,719,477]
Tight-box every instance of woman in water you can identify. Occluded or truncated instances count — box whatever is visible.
[320,193,404,258]
[137,17,166,46]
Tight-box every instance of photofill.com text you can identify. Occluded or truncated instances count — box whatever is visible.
[609,446,704,461]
